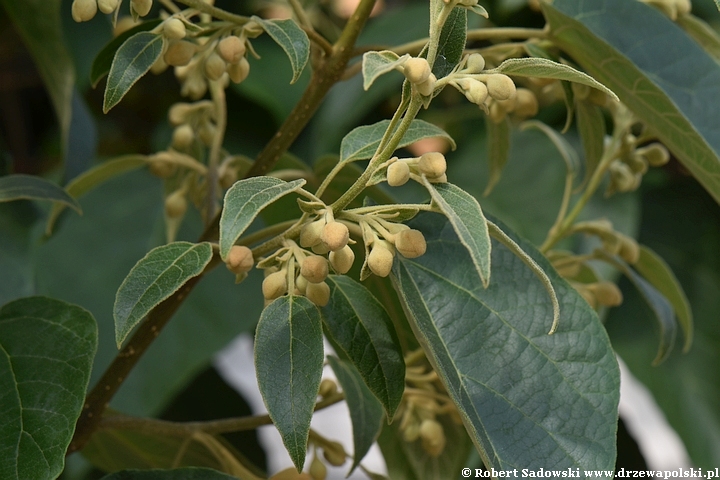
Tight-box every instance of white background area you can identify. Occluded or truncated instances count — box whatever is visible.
[215,335,693,478]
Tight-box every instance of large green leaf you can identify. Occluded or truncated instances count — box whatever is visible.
[0,0,74,154]
[322,276,405,417]
[0,296,97,480]
[255,296,324,471]
[99,467,239,479]
[423,180,491,287]
[103,32,165,113]
[327,356,384,474]
[339,120,455,164]
[219,177,305,260]
[114,242,213,348]
[392,213,619,475]
[0,203,39,306]
[252,16,310,84]
[0,174,81,213]
[545,0,720,204]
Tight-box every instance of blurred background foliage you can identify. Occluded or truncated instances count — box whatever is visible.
[2,0,720,477]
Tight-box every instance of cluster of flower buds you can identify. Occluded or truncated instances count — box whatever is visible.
[300,214,354,272]
[167,100,218,151]
[607,133,670,195]
[72,0,151,22]
[401,57,437,96]
[360,217,427,278]
[640,0,691,20]
[386,151,448,187]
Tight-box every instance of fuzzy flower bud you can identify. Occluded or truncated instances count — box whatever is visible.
[218,36,246,64]
[368,240,395,277]
[416,73,437,97]
[262,270,287,301]
[72,0,98,22]
[486,74,516,101]
[465,53,486,73]
[318,378,338,397]
[164,189,187,218]
[309,454,328,480]
[204,53,227,81]
[228,57,250,84]
[403,57,431,84]
[300,220,325,248]
[395,229,427,258]
[329,245,355,274]
[168,103,193,125]
[98,0,120,14]
[131,0,153,17]
[163,18,186,40]
[419,419,446,457]
[589,281,623,307]
[171,124,194,150]
[618,235,640,264]
[457,78,488,106]
[164,41,196,67]
[418,152,447,178]
[306,281,331,307]
[301,255,329,284]
[387,160,410,187]
[513,88,539,119]
[322,441,347,467]
[225,245,254,274]
[638,143,670,167]
[321,221,349,251]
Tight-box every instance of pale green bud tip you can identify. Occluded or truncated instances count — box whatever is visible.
[225,245,254,274]
[72,0,98,22]
[171,124,194,150]
[131,0,153,17]
[404,57,431,84]
[97,0,120,14]
[164,190,187,218]
[486,74,516,101]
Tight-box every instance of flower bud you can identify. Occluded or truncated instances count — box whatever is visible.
[329,245,355,274]
[306,281,330,307]
[300,220,325,248]
[589,281,623,307]
[164,190,187,218]
[220,166,238,190]
[98,0,120,14]
[198,122,216,146]
[218,36,246,64]
[204,53,227,81]
[486,74,516,101]
[295,274,308,294]
[321,221,349,251]
[609,161,637,193]
[618,235,640,264]
[131,0,153,17]
[228,57,250,84]
[638,143,670,167]
[464,79,489,106]
[311,243,330,255]
[171,124,194,150]
[309,454,327,480]
[513,88,539,119]
[402,420,420,442]
[419,419,446,457]
[403,57,431,84]
[225,245,254,274]
[415,73,437,97]
[148,153,176,178]
[418,152,447,178]
[395,229,427,258]
[168,103,193,125]
[387,161,410,187]
[163,18,186,40]
[368,241,395,277]
[427,173,447,184]
[318,378,337,397]
[72,0,98,22]
[301,255,329,284]
[488,101,507,124]
[164,41,196,67]
[322,441,347,467]
[465,53,486,73]
[262,270,287,301]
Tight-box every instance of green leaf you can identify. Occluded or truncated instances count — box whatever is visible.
[45,155,147,235]
[635,245,693,353]
[676,14,720,60]
[466,4,489,18]
[219,177,305,260]
[103,32,165,113]
[362,51,409,91]
[0,174,81,213]
[339,120,455,164]
[255,296,324,471]
[520,120,580,174]
[575,101,606,187]
[114,242,213,348]
[545,0,720,204]
[90,20,162,87]
[483,116,511,196]
[0,0,74,155]
[0,296,97,480]
[422,180,491,288]
[327,356,384,474]
[322,276,405,417]
[99,467,239,479]
[488,57,618,101]
[597,251,677,366]
[392,213,619,475]
[433,7,467,78]
[252,16,310,84]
